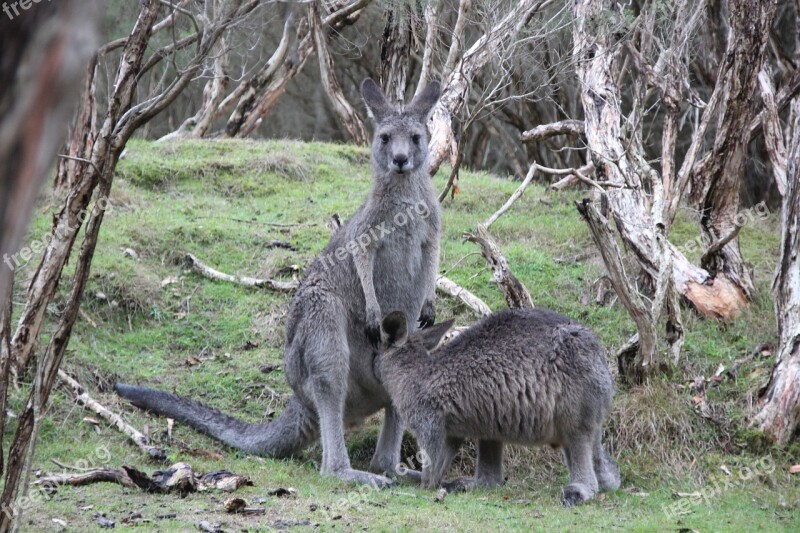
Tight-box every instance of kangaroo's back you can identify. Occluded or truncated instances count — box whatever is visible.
[426,308,613,443]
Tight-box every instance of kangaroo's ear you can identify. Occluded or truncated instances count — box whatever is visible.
[381,311,409,348]
[361,78,392,122]
[407,80,441,121]
[420,318,454,350]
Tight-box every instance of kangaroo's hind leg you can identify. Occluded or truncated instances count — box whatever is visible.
[593,431,620,492]
[417,421,459,489]
[561,434,599,506]
[369,405,407,477]
[442,439,503,492]
[476,440,504,487]
[308,322,392,488]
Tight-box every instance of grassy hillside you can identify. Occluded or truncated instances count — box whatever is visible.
[4,139,797,531]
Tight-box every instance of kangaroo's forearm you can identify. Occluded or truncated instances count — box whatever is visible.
[353,247,380,312]
[422,239,440,300]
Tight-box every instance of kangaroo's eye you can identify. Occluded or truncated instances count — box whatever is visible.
[411,134,421,145]
[380,134,390,144]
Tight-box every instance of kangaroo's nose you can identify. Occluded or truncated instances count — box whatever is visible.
[393,155,408,169]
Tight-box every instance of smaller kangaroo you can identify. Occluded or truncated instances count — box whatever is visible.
[375,307,620,506]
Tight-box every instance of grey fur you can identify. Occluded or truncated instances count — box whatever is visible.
[377,307,621,505]
[116,78,442,488]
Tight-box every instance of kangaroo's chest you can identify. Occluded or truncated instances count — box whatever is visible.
[372,198,438,306]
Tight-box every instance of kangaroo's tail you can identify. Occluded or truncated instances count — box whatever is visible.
[114,384,318,458]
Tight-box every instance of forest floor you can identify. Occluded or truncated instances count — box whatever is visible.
[4,139,798,531]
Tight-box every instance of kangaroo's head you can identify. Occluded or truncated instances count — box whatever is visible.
[360,78,441,177]
[373,311,454,382]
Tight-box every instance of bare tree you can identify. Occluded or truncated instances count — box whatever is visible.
[752,99,800,444]
[0,2,101,517]
[0,1,262,529]
[549,0,777,382]
[310,0,368,144]
[224,0,373,138]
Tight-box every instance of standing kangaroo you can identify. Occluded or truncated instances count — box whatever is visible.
[375,307,621,505]
[116,79,442,488]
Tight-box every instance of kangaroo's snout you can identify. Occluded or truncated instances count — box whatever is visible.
[392,154,409,172]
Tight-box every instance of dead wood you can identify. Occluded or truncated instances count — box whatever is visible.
[435,277,491,317]
[464,226,533,310]
[58,370,166,461]
[520,120,584,143]
[185,253,299,292]
[34,468,136,490]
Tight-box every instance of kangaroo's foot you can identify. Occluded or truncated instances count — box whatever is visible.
[328,468,394,488]
[440,477,476,493]
[561,483,595,507]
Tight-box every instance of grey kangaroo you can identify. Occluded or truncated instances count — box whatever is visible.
[116,79,442,488]
[375,307,621,506]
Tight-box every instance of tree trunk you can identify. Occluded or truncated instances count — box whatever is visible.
[380,6,413,105]
[0,2,101,528]
[0,0,98,307]
[427,0,544,177]
[693,0,775,300]
[227,0,372,138]
[752,100,800,444]
[309,0,367,145]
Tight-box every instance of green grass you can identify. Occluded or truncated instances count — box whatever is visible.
[3,139,798,531]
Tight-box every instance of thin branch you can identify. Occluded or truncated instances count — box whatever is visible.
[700,224,743,269]
[520,119,584,143]
[484,163,536,229]
[185,253,298,292]
[58,370,167,461]
[436,276,491,317]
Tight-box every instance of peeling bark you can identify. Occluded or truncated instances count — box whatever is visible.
[693,0,775,300]
[380,7,412,105]
[758,69,788,196]
[427,0,545,176]
[752,100,800,444]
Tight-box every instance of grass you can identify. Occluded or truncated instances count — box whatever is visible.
[3,138,798,531]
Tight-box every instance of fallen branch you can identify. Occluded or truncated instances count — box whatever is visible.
[35,468,136,490]
[185,253,299,292]
[57,370,166,461]
[436,276,491,317]
[531,162,595,191]
[549,174,579,191]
